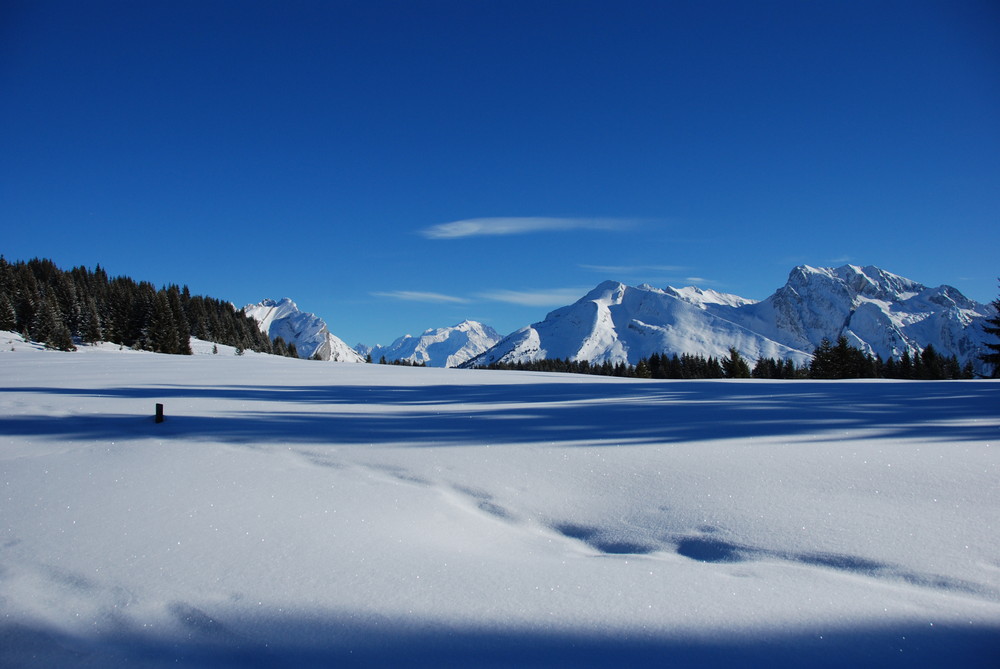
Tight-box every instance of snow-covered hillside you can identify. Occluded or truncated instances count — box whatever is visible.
[363,320,501,367]
[469,265,993,372]
[1,334,998,667]
[243,298,364,362]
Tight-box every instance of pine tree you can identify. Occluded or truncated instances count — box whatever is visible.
[272,336,289,357]
[0,292,16,331]
[722,347,751,378]
[981,281,1000,378]
[46,319,76,351]
[32,297,75,351]
[146,291,178,353]
[810,338,835,378]
[920,344,944,380]
[81,298,103,344]
[166,285,192,355]
[647,353,664,379]
[911,348,924,380]
[899,349,913,379]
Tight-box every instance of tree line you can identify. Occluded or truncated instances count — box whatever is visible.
[0,257,298,357]
[479,337,975,380]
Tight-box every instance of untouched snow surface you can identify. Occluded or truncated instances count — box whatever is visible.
[1,332,999,667]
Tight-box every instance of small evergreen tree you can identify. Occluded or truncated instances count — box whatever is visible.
[81,298,103,343]
[810,338,835,378]
[272,336,289,357]
[0,292,16,331]
[899,350,913,379]
[920,344,944,380]
[722,347,751,378]
[46,320,76,351]
[981,281,1000,378]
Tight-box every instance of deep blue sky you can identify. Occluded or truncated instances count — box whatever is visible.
[3,1,998,346]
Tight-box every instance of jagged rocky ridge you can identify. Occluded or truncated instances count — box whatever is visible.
[243,298,364,362]
[465,265,994,373]
[361,320,502,368]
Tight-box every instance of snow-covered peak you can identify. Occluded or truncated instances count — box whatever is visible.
[243,298,364,363]
[468,265,993,373]
[365,320,502,367]
[579,280,628,307]
[244,298,303,333]
[787,264,925,303]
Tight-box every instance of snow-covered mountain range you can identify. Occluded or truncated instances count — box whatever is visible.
[244,266,992,373]
[466,265,994,372]
[361,320,502,368]
[243,298,364,362]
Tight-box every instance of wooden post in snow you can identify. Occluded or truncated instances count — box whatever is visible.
[155,403,164,423]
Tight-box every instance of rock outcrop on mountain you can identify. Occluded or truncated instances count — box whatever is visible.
[243,298,364,362]
[466,265,993,373]
[363,320,501,368]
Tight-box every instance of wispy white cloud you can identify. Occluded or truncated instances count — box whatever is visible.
[372,290,470,304]
[421,217,635,239]
[478,287,588,307]
[580,263,686,275]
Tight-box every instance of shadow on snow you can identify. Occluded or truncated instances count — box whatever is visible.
[2,612,998,669]
[1,380,998,447]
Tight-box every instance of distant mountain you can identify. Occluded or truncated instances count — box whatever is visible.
[736,265,988,365]
[243,298,364,362]
[363,320,502,368]
[465,265,993,373]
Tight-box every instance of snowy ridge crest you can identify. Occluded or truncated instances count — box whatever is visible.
[363,320,501,367]
[243,298,364,362]
[467,265,993,372]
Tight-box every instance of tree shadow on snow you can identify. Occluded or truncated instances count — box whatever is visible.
[0,380,997,447]
[1,613,998,669]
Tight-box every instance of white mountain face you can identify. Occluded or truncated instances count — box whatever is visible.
[364,320,502,368]
[658,285,757,309]
[736,265,989,365]
[467,265,994,373]
[243,298,365,363]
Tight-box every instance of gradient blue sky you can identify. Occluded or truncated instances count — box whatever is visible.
[3,0,998,346]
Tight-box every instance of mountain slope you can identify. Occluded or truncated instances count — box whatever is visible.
[243,298,364,362]
[364,320,501,368]
[736,265,989,364]
[467,265,993,372]
[468,281,806,368]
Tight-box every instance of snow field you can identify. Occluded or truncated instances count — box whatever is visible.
[1,332,998,667]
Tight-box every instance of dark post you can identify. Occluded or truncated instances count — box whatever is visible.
[155,403,164,423]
